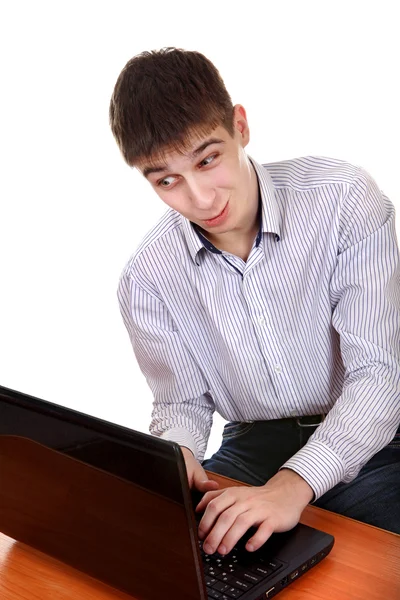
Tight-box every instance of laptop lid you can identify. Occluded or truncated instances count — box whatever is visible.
[0,384,206,599]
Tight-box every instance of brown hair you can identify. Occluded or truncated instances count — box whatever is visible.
[109,47,234,166]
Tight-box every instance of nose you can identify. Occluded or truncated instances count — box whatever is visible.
[186,176,215,210]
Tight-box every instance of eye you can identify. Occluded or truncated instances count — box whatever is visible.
[157,175,176,188]
[199,153,217,168]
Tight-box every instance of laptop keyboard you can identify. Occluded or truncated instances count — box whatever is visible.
[199,540,283,599]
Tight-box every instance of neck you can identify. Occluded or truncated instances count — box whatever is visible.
[210,225,259,262]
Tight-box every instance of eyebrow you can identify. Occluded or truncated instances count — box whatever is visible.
[142,138,225,179]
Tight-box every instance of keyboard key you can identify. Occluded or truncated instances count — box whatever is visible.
[217,574,239,586]
[208,589,222,599]
[213,581,230,593]
[251,565,271,577]
[224,587,244,598]
[205,576,218,587]
[231,579,251,591]
[215,561,238,573]
[207,565,223,576]
[257,557,282,571]
[240,571,262,584]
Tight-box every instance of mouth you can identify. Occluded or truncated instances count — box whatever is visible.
[203,202,229,227]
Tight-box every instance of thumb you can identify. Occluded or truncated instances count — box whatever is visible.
[192,463,219,492]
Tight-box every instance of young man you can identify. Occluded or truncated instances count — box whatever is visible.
[110,48,400,554]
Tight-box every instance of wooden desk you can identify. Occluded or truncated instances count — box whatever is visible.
[1,472,399,600]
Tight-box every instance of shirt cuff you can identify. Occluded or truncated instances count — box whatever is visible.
[160,427,198,459]
[281,440,346,500]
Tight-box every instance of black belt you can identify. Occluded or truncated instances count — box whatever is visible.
[295,414,325,427]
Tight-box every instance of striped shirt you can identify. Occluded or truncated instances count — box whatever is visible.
[118,156,400,499]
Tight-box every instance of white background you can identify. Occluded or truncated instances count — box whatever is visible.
[1,1,399,457]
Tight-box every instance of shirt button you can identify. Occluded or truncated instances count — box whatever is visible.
[274,364,282,374]
[258,316,266,325]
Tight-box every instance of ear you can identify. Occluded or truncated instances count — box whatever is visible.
[232,104,250,147]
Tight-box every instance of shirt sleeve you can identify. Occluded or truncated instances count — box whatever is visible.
[117,265,215,461]
[282,166,400,499]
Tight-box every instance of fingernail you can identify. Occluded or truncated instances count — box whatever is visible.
[203,543,212,554]
[246,543,254,552]
[218,544,227,555]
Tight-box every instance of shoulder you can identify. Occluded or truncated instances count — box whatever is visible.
[260,156,392,249]
[119,209,184,286]
[262,156,360,191]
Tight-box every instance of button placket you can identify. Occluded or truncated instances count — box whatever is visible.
[243,272,285,388]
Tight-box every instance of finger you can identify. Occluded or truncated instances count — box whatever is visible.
[199,498,241,551]
[195,488,224,512]
[245,519,275,552]
[213,509,256,555]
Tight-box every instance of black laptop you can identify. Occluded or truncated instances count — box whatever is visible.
[0,385,334,599]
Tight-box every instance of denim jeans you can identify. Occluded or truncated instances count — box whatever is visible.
[202,419,400,534]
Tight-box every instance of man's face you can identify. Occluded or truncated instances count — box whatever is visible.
[137,105,258,242]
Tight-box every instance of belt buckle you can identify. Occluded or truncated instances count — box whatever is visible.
[296,414,325,428]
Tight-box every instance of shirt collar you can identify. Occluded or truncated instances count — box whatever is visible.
[249,156,281,242]
[182,216,205,264]
[181,155,281,265]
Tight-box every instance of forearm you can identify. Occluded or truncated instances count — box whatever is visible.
[150,392,215,460]
[283,361,400,499]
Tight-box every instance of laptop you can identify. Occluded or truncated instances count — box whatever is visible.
[0,385,334,600]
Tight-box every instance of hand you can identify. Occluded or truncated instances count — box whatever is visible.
[181,446,220,493]
[196,468,313,555]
